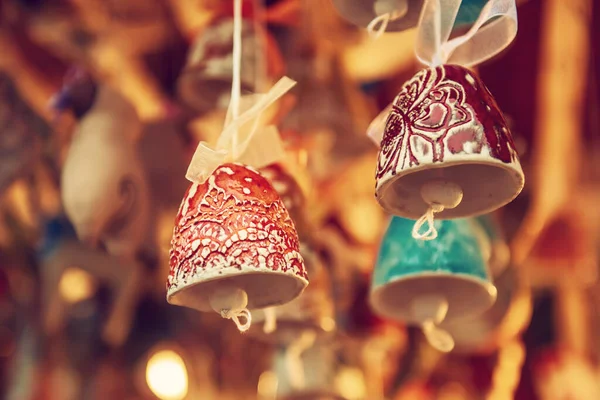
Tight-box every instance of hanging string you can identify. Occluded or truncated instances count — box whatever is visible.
[285,330,317,390]
[411,203,444,240]
[366,0,409,39]
[366,11,403,39]
[221,308,252,332]
[411,179,463,240]
[230,0,243,157]
[366,0,518,145]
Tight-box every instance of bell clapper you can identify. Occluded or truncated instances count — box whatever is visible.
[209,285,252,332]
[411,295,455,353]
[367,0,409,38]
[263,306,278,334]
[412,179,463,240]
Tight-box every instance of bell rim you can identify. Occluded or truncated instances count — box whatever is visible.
[369,272,497,324]
[167,268,309,312]
[375,157,525,219]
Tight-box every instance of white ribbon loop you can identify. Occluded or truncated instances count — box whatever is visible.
[416,0,518,67]
[186,76,296,184]
[367,0,517,146]
[221,308,252,332]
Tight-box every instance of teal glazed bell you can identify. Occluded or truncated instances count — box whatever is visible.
[370,216,496,351]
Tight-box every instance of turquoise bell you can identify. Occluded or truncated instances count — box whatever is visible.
[370,216,497,352]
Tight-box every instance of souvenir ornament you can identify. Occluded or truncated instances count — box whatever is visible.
[370,217,496,352]
[60,80,150,258]
[332,0,425,37]
[369,0,522,240]
[177,18,259,115]
[249,244,335,344]
[441,265,531,353]
[168,0,307,332]
[177,5,284,117]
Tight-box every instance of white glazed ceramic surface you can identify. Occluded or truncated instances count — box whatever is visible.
[375,65,524,219]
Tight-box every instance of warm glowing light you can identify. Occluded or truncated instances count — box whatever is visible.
[257,370,278,399]
[59,268,95,304]
[335,367,366,400]
[320,317,336,332]
[146,350,188,400]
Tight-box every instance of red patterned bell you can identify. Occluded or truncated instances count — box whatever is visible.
[375,65,524,233]
[167,163,308,330]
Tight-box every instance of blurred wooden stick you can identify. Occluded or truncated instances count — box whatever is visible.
[511,0,591,266]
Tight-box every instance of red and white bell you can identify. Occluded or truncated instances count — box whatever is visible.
[249,244,335,344]
[248,163,335,343]
[167,163,308,330]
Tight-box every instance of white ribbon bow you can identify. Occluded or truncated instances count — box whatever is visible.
[367,0,517,145]
[416,0,517,67]
[186,76,296,184]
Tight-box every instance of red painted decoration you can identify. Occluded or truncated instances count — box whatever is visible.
[377,64,518,181]
[168,163,307,300]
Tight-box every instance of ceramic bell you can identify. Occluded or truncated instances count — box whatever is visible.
[331,0,424,33]
[60,83,150,258]
[177,17,263,116]
[370,216,497,352]
[441,265,531,354]
[167,163,308,330]
[375,65,524,235]
[274,343,346,400]
[248,163,335,343]
[249,243,335,344]
[258,163,310,239]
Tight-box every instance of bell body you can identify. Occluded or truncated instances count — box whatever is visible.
[250,244,335,344]
[370,217,496,324]
[331,0,424,32]
[177,17,258,115]
[167,163,308,311]
[441,265,530,354]
[375,65,524,219]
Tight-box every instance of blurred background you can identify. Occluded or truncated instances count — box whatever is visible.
[0,0,599,399]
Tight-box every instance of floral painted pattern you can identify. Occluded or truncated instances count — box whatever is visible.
[168,163,307,294]
[376,65,519,183]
